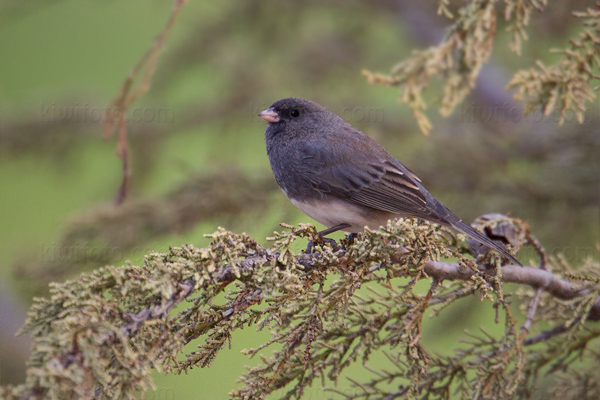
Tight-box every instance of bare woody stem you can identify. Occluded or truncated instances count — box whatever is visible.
[424,261,600,322]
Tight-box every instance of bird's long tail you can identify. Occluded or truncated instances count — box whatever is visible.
[432,203,522,266]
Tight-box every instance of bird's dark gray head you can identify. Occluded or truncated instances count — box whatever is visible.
[259,97,342,140]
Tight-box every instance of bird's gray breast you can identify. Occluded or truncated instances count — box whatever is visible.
[266,138,324,201]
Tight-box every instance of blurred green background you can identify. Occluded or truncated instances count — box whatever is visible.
[1,0,598,398]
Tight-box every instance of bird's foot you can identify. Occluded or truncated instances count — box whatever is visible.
[339,232,357,249]
[305,240,315,253]
[304,224,351,253]
[305,236,339,253]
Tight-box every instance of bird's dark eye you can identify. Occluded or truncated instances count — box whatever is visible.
[290,109,300,118]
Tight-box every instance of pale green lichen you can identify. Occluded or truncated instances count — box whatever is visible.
[1,218,599,400]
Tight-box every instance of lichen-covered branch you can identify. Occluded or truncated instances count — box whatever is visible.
[424,261,598,315]
[1,218,599,400]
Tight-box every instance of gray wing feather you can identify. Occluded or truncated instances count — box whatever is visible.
[296,138,443,223]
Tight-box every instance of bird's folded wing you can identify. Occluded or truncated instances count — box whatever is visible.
[297,141,444,223]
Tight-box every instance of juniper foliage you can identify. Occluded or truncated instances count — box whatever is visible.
[364,0,600,134]
[1,218,599,400]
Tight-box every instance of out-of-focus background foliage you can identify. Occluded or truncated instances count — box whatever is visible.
[0,0,598,398]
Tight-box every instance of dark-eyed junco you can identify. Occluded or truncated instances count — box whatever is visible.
[259,97,520,265]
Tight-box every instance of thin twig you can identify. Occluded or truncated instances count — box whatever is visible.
[523,319,580,346]
[526,232,548,271]
[520,232,548,334]
[521,288,543,335]
[103,0,189,204]
[429,286,479,306]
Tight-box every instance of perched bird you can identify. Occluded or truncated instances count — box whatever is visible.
[259,97,520,265]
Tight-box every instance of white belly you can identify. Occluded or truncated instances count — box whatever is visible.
[289,197,393,233]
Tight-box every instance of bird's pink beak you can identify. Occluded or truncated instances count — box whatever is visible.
[259,108,280,123]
